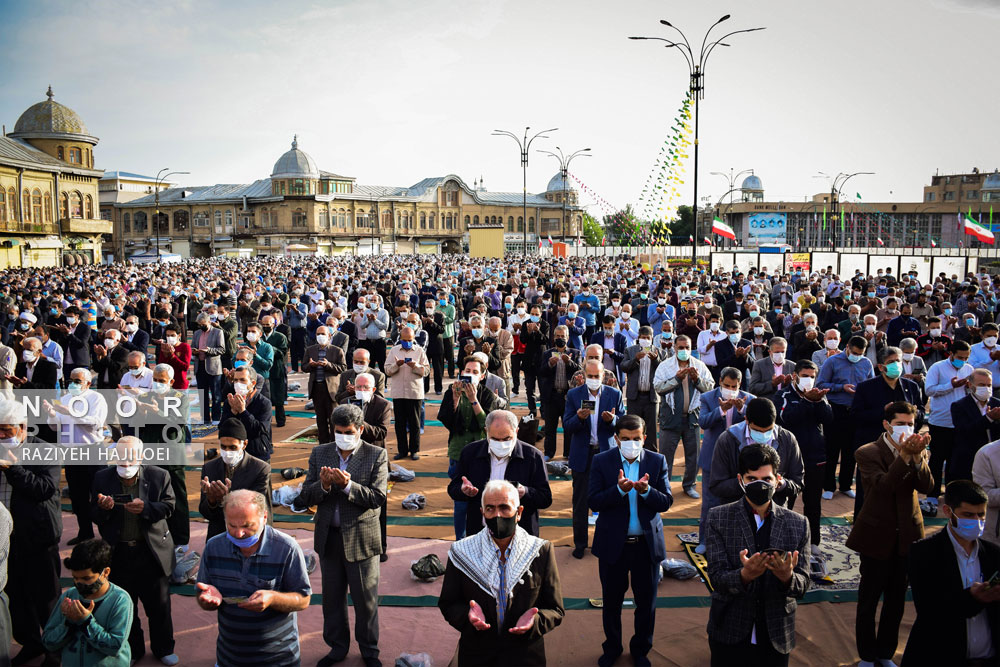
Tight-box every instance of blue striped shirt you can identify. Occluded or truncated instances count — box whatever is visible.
[197,525,311,667]
[816,351,875,407]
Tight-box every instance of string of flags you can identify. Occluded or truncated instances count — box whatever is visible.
[636,93,693,225]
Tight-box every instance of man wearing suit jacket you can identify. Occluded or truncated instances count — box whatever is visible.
[334,347,385,402]
[619,327,665,452]
[192,312,226,425]
[0,402,62,667]
[55,305,91,379]
[92,328,129,389]
[447,410,552,538]
[339,373,392,559]
[950,369,1000,483]
[749,337,796,407]
[710,398,804,508]
[220,365,273,461]
[588,415,673,667]
[537,327,581,460]
[845,401,933,667]
[198,418,271,540]
[903,480,1000,666]
[91,437,177,664]
[589,316,628,384]
[697,368,752,554]
[706,443,811,666]
[304,325,349,445]
[10,336,57,389]
[120,315,150,355]
[294,404,388,667]
[564,359,624,559]
[714,320,755,390]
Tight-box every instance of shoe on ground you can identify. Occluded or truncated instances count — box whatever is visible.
[317,651,348,667]
[694,543,706,555]
[305,400,314,410]
[684,487,701,499]
[572,547,585,559]
[597,651,622,667]
[843,489,856,498]
[410,453,420,461]
[821,491,834,500]
[393,453,406,461]
[380,553,388,563]
[159,654,180,666]
[632,655,652,667]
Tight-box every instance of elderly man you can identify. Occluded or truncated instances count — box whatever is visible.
[654,334,715,499]
[92,436,178,665]
[811,328,841,371]
[92,327,129,390]
[192,311,226,425]
[537,325,581,460]
[44,368,108,544]
[484,316,515,402]
[196,490,311,667]
[620,326,666,452]
[120,314,150,354]
[306,324,349,445]
[837,303,864,346]
[199,418,272,540]
[438,479,564,667]
[385,323,429,461]
[570,344,621,390]
[118,350,152,393]
[749,337,796,408]
[565,360,624,559]
[339,372,392,558]
[950,368,1000,484]
[0,399,62,667]
[295,404,387,667]
[899,337,927,388]
[9,335,58,391]
[447,410,552,538]
[220,366,273,461]
[335,347,386,402]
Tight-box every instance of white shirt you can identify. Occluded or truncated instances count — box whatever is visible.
[946,526,995,660]
[119,367,153,391]
[49,390,109,447]
[697,328,726,366]
[489,454,510,482]
[589,386,603,445]
[615,316,639,347]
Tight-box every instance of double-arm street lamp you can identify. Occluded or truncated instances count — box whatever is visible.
[154,168,189,262]
[493,127,557,254]
[630,16,765,265]
[816,171,874,247]
[538,146,591,245]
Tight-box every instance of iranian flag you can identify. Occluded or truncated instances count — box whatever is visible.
[930,238,938,248]
[963,213,995,244]
[876,237,884,246]
[712,216,736,240]
[703,236,713,246]
[688,234,694,243]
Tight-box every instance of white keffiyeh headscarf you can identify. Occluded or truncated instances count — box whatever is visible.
[448,525,545,606]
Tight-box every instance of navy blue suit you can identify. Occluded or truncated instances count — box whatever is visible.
[588,448,673,661]
[564,383,624,550]
[697,387,753,546]
[558,315,587,351]
[589,331,629,384]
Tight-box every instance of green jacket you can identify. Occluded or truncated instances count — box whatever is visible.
[219,316,239,357]
[265,330,289,403]
[43,582,132,666]
[436,303,456,339]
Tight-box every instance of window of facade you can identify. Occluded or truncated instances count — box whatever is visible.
[85,195,93,219]
[517,216,524,232]
[31,189,42,224]
[420,212,426,229]
[945,191,955,201]
[7,188,15,221]
[57,146,64,160]
[134,211,147,232]
[292,209,307,227]
[464,215,470,227]
[319,209,328,227]
[337,208,345,228]
[926,192,935,202]
[123,212,131,233]
[174,210,189,232]
[214,210,222,231]
[473,215,479,225]
[22,190,31,221]
[968,190,979,199]
[59,192,67,219]
[507,216,514,232]
[382,210,391,229]
[194,211,210,227]
[44,192,51,222]
[292,179,306,195]
[0,189,4,223]
[224,210,233,229]
[529,216,534,233]
[70,191,82,218]
[68,147,81,163]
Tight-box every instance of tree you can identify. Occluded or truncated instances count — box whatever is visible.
[582,213,604,246]
[605,204,647,247]
[669,205,695,241]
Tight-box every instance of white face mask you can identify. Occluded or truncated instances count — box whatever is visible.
[0,436,21,449]
[865,324,876,334]
[22,350,36,363]
[234,382,249,396]
[104,338,117,349]
[125,323,138,333]
[709,322,720,332]
[930,328,942,338]
[165,335,179,345]
[753,326,765,336]
[797,376,815,392]
[618,439,643,460]
[771,352,785,365]
[66,317,77,326]
[488,438,516,458]
[986,336,999,348]
[335,433,360,451]
[316,334,329,345]
[246,332,258,343]
[902,352,914,361]
[152,381,170,394]
[792,307,801,315]
[890,424,914,444]
[976,386,993,401]
[116,464,139,479]
[585,378,602,391]
[719,387,739,400]
[356,389,373,403]
[353,363,367,374]
[638,338,652,348]
[220,449,245,466]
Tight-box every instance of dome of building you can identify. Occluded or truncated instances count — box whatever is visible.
[984,170,1000,192]
[10,86,97,143]
[546,172,571,192]
[741,174,763,191]
[271,135,319,179]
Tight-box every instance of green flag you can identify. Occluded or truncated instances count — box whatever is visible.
[823,205,827,230]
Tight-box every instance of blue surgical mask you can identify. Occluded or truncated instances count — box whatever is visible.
[952,516,985,542]
[750,428,773,445]
[233,359,248,369]
[401,340,413,350]
[676,349,690,361]
[884,361,902,379]
[226,526,263,549]
[439,299,447,306]
[848,353,863,363]
[952,358,966,370]
[966,318,976,327]
[529,315,540,322]
[728,333,740,344]
[471,328,484,339]
[68,382,84,396]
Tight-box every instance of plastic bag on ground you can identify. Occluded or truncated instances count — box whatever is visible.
[171,549,200,584]
[389,464,416,482]
[545,460,570,477]
[410,554,446,582]
[396,653,433,667]
[661,558,698,581]
[401,493,425,510]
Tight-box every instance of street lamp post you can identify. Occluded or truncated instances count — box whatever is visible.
[538,147,591,245]
[493,127,557,255]
[631,16,765,268]
[711,168,753,249]
[816,171,873,248]
[153,168,189,262]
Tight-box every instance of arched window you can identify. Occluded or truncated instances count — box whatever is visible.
[0,189,5,223]
[225,210,233,228]
[57,146,64,160]
[134,211,147,232]
[529,216,535,233]
[85,195,93,219]
[214,210,222,230]
[23,190,31,221]
[464,215,471,227]
[473,215,479,225]
[292,209,306,227]
[7,188,15,221]
[32,189,42,224]
[382,210,391,229]
[420,212,426,229]
[43,192,51,222]
[339,208,346,227]
[517,216,524,233]
[318,209,328,228]
[59,192,68,219]
[123,212,131,233]
[70,191,82,218]
[429,212,436,229]
[507,216,514,232]
[68,147,81,163]
[174,210,189,232]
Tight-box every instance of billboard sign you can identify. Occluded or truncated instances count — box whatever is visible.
[784,252,810,273]
[748,212,787,246]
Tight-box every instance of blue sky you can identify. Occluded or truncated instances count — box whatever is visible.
[1,0,998,217]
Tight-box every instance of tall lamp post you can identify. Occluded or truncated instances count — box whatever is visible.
[711,168,753,249]
[493,127,557,254]
[631,16,765,267]
[816,171,873,248]
[538,146,591,245]
[153,168,188,262]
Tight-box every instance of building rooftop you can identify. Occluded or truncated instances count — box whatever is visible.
[10,86,97,143]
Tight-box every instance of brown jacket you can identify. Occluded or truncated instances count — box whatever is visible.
[304,343,348,399]
[846,434,935,560]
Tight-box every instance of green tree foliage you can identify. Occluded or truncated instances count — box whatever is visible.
[582,213,604,246]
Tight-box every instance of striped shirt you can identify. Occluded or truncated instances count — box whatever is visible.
[197,525,311,667]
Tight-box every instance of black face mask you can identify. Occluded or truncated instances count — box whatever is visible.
[262,327,273,335]
[743,479,775,506]
[485,514,518,540]
[554,338,566,348]
[75,577,104,597]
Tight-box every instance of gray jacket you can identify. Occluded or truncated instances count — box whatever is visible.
[620,344,665,403]
[192,326,225,376]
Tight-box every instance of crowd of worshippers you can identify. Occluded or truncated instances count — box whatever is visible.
[1,254,1000,665]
